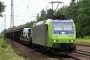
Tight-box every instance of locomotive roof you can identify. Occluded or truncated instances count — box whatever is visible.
[33,19,74,27]
[33,20,46,27]
[52,20,73,22]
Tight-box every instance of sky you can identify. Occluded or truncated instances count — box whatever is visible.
[0,0,71,32]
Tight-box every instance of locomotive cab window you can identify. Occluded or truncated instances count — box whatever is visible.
[53,22,62,30]
[52,22,73,31]
[63,22,73,30]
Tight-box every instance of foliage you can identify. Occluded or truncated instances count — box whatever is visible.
[15,50,31,60]
[0,36,30,60]
[0,47,25,60]
[76,0,90,38]
[83,36,90,39]
[0,1,6,17]
[14,49,27,58]
[46,8,54,19]
[0,37,11,48]
[37,9,47,21]
[76,39,90,45]
[36,9,54,21]
[0,35,3,38]
[1,20,37,34]
[14,21,37,30]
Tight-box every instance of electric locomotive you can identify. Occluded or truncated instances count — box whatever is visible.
[32,19,76,54]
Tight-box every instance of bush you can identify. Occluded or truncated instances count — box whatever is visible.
[83,36,90,39]
[0,37,11,48]
[14,49,27,58]
[0,35,3,38]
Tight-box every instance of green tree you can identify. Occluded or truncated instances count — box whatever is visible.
[77,0,90,38]
[36,14,40,21]
[36,9,54,21]
[0,1,6,17]
[37,9,46,21]
[40,9,46,20]
[46,8,53,19]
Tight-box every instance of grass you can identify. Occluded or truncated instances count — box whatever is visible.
[0,47,25,60]
[76,38,90,45]
[0,38,10,48]
[0,35,30,60]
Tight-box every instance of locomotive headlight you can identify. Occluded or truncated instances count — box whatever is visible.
[70,40,74,42]
[54,40,58,42]
[62,32,65,34]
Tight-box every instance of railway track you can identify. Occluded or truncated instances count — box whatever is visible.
[76,44,90,54]
[77,44,90,47]
[59,44,90,60]
[68,50,90,60]
[69,44,90,60]
[76,50,90,56]
[58,55,81,60]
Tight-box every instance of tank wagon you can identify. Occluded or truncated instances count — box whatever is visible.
[32,19,76,54]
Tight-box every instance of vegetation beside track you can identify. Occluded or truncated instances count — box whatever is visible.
[0,35,30,60]
[76,38,90,45]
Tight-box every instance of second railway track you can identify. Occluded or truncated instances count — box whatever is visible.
[69,51,90,60]
[76,50,90,56]
[68,44,90,60]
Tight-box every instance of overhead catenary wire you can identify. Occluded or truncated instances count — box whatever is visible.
[6,0,46,22]
[18,0,46,20]
[19,0,46,9]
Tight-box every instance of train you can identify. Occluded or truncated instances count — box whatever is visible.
[5,19,76,55]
